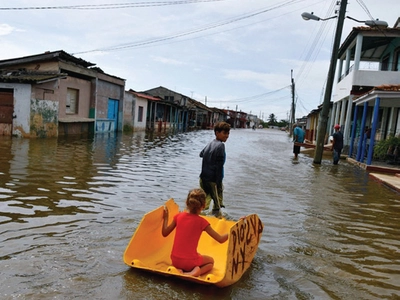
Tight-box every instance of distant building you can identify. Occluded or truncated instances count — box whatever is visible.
[0,50,125,137]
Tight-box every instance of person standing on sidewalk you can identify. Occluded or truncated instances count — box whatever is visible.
[199,121,230,214]
[332,124,344,165]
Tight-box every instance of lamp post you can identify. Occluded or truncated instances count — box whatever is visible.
[302,2,388,164]
[302,0,348,164]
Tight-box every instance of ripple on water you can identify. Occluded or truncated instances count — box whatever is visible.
[0,130,399,299]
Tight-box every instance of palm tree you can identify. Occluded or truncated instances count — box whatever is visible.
[268,113,277,126]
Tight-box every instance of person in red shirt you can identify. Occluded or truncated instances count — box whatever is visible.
[162,188,228,277]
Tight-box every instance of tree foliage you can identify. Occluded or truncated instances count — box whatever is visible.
[268,113,277,125]
[373,135,400,160]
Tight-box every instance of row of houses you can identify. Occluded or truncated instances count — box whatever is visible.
[0,50,261,138]
[4,15,399,168]
[298,17,400,165]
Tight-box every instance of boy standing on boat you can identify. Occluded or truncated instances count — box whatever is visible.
[199,121,231,213]
[162,188,228,277]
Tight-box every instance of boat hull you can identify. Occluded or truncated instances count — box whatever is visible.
[123,199,263,287]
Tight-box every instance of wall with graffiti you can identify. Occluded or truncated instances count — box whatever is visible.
[30,99,59,138]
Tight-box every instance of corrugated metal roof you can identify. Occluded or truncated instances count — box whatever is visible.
[0,50,95,68]
[188,98,213,112]
[0,69,67,83]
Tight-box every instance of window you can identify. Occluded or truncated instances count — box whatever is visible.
[381,55,390,71]
[394,47,400,71]
[138,106,143,122]
[164,96,174,102]
[66,88,79,114]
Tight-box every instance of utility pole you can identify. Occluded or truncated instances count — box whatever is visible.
[290,69,295,136]
[234,105,238,129]
[313,0,347,164]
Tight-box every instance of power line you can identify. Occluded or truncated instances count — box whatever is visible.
[203,86,291,104]
[73,0,305,54]
[79,0,318,53]
[293,0,337,116]
[296,0,336,85]
[0,0,225,10]
[355,0,374,20]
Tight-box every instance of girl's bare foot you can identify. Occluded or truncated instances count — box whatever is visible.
[183,266,201,277]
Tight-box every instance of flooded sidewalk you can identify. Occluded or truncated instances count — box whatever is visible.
[346,157,400,194]
[301,145,400,194]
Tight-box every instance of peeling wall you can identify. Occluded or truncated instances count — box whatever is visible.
[30,99,59,138]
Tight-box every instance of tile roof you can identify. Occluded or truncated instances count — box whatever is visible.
[353,84,400,101]
[127,90,161,101]
[373,84,400,91]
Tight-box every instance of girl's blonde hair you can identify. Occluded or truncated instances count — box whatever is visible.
[186,188,206,214]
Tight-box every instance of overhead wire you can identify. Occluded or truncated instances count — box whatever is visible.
[2,0,335,119]
[73,0,319,53]
[293,0,337,115]
[355,0,374,20]
[296,0,336,84]
[0,0,226,10]
[73,0,305,54]
[295,0,393,116]
[203,86,291,104]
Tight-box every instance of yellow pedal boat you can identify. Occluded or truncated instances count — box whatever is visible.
[123,199,264,288]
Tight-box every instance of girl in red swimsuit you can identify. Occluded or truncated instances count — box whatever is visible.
[162,188,228,277]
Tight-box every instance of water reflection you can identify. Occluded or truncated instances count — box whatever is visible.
[0,130,399,299]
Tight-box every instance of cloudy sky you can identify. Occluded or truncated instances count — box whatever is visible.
[0,0,398,121]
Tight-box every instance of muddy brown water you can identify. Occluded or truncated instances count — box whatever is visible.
[0,129,399,299]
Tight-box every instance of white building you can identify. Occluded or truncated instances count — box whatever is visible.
[331,18,400,164]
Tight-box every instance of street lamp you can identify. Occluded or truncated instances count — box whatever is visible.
[301,12,337,21]
[345,16,388,29]
[301,0,388,164]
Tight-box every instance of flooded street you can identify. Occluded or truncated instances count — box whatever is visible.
[0,129,399,300]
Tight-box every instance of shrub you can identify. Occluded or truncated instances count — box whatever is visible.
[373,135,400,160]
[123,124,134,133]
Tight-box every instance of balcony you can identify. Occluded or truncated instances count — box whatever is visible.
[334,65,400,102]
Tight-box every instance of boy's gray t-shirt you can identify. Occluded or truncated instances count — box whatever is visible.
[199,139,225,183]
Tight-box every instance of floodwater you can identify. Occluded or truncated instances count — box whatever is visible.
[0,129,399,300]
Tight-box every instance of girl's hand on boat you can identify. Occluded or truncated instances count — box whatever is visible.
[163,207,169,219]
[221,233,229,243]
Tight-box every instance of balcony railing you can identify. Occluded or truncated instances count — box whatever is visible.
[338,62,385,82]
